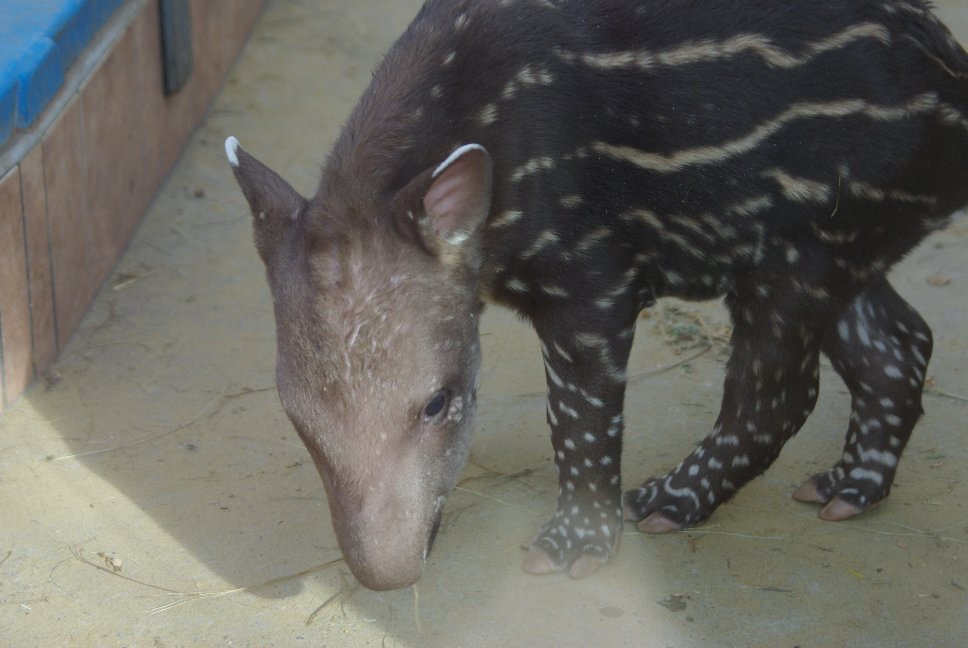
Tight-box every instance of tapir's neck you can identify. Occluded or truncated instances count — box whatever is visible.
[323,1,571,211]
[325,6,466,204]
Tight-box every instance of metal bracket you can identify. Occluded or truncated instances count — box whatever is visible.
[159,0,192,94]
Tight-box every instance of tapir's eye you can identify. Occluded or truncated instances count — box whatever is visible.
[423,389,451,422]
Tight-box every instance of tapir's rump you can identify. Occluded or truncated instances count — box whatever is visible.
[227,0,968,589]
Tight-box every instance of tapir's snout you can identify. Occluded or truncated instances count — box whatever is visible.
[328,493,446,591]
[339,506,445,591]
[306,441,451,591]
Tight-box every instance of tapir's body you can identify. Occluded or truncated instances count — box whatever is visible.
[227,0,968,590]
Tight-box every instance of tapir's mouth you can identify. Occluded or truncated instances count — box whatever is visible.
[424,493,447,559]
[426,509,443,556]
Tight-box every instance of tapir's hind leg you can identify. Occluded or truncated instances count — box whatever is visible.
[624,288,825,532]
[793,278,933,520]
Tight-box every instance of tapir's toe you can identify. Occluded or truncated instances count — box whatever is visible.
[521,546,558,575]
[567,553,609,579]
[819,496,867,521]
[636,512,683,534]
[521,532,618,578]
[793,477,880,521]
[792,479,827,504]
[621,497,639,521]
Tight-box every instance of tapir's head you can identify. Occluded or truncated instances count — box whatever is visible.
[224,137,492,590]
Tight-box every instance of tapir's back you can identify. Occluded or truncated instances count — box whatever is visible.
[350,0,968,305]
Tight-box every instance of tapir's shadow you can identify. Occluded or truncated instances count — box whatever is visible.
[22,0,430,608]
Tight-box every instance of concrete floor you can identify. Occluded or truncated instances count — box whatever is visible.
[2,0,967,646]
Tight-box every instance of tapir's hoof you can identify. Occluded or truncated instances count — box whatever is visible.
[567,553,609,579]
[636,512,683,534]
[819,496,866,521]
[621,498,638,522]
[521,530,618,579]
[521,546,558,575]
[520,546,611,579]
[793,479,872,521]
[792,479,826,504]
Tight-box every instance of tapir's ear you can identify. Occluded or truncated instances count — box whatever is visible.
[392,144,493,263]
[425,144,493,244]
[225,136,306,264]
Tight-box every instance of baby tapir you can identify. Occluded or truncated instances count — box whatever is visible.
[226,0,968,590]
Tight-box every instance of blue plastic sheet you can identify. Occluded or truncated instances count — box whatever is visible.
[0,0,123,146]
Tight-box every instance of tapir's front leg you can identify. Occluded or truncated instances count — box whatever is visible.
[522,308,638,578]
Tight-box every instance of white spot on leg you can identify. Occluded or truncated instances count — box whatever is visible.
[857,447,898,468]
[546,401,559,427]
[663,479,700,509]
[553,342,574,363]
[838,320,850,342]
[883,365,904,380]
[543,360,565,388]
[849,467,884,485]
[579,389,604,408]
[559,401,579,419]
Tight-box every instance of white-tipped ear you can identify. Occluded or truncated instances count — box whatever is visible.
[225,136,241,167]
[424,143,493,245]
[433,143,487,179]
[225,138,306,264]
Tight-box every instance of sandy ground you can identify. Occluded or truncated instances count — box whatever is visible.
[2,0,967,646]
